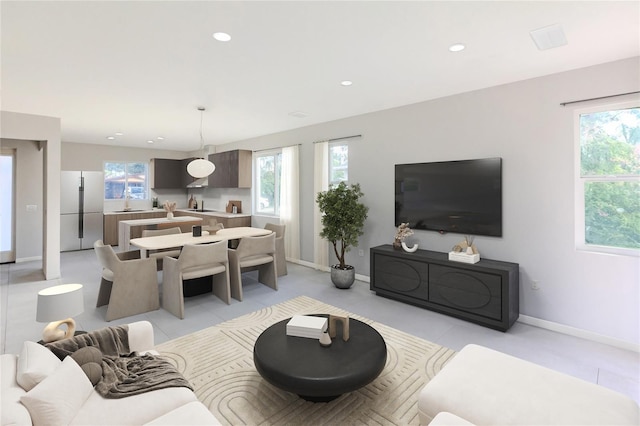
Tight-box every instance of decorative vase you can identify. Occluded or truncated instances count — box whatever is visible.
[319,331,332,347]
[392,239,402,250]
[466,246,473,255]
[166,212,174,220]
[401,242,418,253]
[330,265,355,289]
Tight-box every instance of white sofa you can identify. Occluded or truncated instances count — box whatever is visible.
[1,321,220,426]
[418,344,639,426]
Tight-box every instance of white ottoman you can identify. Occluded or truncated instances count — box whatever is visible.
[418,344,639,425]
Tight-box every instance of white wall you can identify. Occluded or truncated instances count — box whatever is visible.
[216,57,640,346]
[0,139,44,261]
[0,111,61,279]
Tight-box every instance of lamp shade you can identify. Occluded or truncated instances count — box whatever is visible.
[36,283,84,323]
[187,158,215,178]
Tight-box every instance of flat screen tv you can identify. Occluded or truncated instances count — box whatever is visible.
[395,157,502,237]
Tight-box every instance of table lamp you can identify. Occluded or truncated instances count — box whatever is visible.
[36,283,84,343]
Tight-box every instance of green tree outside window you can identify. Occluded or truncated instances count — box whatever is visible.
[579,107,640,250]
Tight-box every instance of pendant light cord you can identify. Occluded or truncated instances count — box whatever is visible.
[199,107,205,158]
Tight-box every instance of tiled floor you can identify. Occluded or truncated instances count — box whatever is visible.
[1,249,638,404]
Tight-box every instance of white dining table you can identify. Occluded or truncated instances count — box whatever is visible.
[129,226,272,258]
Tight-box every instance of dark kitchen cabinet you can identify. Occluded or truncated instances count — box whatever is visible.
[151,158,200,188]
[208,150,252,188]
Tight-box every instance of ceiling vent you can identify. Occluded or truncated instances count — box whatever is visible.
[289,111,309,118]
[530,24,567,50]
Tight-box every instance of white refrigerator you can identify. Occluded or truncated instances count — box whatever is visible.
[60,171,104,251]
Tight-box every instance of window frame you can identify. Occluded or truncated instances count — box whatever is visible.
[253,149,282,217]
[103,161,149,201]
[329,141,349,186]
[574,100,640,257]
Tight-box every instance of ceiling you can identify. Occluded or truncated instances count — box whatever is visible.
[2,1,639,152]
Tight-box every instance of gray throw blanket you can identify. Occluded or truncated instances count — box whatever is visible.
[45,325,193,399]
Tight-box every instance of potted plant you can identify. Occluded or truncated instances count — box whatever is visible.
[316,182,368,288]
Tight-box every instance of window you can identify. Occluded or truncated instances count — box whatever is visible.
[329,143,348,185]
[576,102,640,255]
[254,151,282,215]
[104,162,149,200]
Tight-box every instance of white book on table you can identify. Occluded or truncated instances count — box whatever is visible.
[286,315,328,339]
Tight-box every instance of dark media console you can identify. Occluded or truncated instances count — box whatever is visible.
[370,245,519,331]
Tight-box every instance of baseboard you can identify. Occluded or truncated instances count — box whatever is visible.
[287,259,638,353]
[287,259,370,283]
[15,256,42,263]
[518,314,639,353]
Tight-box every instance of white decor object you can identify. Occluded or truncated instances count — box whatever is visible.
[286,315,328,339]
[36,284,84,343]
[319,331,332,347]
[187,107,216,179]
[448,251,480,264]
[401,242,419,253]
[166,212,174,220]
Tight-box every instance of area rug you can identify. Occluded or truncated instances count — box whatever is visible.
[156,296,456,425]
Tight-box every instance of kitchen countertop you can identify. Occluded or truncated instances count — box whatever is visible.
[176,209,251,218]
[104,209,250,218]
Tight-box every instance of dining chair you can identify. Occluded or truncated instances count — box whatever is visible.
[93,240,159,321]
[162,240,230,319]
[141,226,182,270]
[228,233,277,301]
[264,223,287,276]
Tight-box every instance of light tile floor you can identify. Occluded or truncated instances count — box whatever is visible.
[1,249,638,404]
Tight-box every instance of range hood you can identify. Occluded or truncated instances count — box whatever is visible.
[186,177,208,188]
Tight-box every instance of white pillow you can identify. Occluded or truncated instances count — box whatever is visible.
[20,356,93,426]
[16,341,62,391]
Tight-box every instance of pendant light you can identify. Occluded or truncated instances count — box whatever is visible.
[187,107,216,178]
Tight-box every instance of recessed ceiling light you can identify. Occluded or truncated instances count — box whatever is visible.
[106,136,115,140]
[341,80,353,86]
[213,32,231,42]
[449,43,465,52]
[289,111,309,118]
[115,132,124,136]
[147,140,154,144]
[156,136,164,140]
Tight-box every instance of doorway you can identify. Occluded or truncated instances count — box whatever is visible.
[1,149,16,263]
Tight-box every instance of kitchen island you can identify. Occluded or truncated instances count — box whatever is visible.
[103,209,252,246]
[118,215,203,251]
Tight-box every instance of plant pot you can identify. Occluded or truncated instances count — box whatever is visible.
[330,265,355,289]
[166,212,174,219]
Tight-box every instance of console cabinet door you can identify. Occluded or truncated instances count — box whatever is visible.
[428,264,503,321]
[372,253,429,301]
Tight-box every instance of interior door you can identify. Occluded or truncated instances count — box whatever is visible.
[0,149,16,263]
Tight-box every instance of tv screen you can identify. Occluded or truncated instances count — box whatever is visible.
[395,158,502,237]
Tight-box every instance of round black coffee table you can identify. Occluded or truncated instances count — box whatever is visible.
[253,314,387,402]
